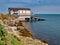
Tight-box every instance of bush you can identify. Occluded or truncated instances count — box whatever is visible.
[0,24,8,45]
[0,24,24,45]
[0,40,5,45]
[0,13,15,20]
[0,24,7,38]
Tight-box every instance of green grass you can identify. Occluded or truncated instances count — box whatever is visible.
[0,40,5,45]
[7,34,24,45]
[0,24,24,45]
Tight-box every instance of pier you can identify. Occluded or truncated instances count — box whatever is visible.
[25,15,45,22]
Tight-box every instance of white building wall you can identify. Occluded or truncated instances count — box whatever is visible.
[18,16,31,20]
[22,10,26,15]
[18,10,22,15]
[18,10,31,15]
[10,10,14,15]
[10,10,19,15]
[9,10,31,20]
[25,10,31,15]
[10,10,31,15]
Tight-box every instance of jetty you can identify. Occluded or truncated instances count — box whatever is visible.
[30,16,45,21]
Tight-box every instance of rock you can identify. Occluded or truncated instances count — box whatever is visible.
[19,36,48,45]
[0,20,4,24]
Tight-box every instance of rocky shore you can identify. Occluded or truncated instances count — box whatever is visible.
[0,14,48,45]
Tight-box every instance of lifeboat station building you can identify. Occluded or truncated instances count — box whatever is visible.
[8,8,33,21]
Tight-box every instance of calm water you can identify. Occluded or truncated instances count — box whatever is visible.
[25,14,60,45]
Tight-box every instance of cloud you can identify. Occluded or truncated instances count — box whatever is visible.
[39,0,60,6]
[7,0,60,6]
[31,6,60,14]
[0,0,60,14]
[1,0,60,6]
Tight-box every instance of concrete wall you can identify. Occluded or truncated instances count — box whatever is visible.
[18,16,31,20]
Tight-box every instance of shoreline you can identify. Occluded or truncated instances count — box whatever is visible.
[19,28,35,39]
[0,16,48,45]
[21,22,48,44]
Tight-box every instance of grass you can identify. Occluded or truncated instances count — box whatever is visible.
[7,34,24,45]
[0,13,15,20]
[0,24,24,45]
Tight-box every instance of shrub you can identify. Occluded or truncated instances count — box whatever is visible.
[0,24,8,45]
[0,24,8,38]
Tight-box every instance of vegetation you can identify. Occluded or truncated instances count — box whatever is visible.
[0,13,15,20]
[17,21,23,26]
[7,34,23,45]
[20,28,34,39]
[0,24,23,45]
[0,24,8,45]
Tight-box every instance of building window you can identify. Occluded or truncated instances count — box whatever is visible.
[13,10,18,12]
[13,13,18,15]
[20,11,22,14]
[23,11,25,14]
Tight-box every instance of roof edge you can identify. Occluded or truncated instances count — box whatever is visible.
[8,8,31,10]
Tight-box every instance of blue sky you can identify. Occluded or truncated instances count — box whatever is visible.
[0,0,60,14]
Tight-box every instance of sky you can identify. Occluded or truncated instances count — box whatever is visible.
[0,0,60,14]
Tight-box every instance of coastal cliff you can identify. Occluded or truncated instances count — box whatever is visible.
[0,13,48,45]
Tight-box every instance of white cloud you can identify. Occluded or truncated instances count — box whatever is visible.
[31,6,60,14]
[0,0,60,14]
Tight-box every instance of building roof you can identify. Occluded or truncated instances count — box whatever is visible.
[8,8,31,10]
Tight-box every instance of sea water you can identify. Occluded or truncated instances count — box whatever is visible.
[26,14,60,45]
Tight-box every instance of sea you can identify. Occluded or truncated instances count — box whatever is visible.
[24,14,60,45]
